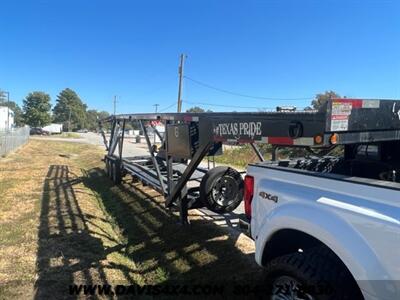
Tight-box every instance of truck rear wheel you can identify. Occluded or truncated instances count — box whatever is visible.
[264,246,362,300]
[200,166,243,213]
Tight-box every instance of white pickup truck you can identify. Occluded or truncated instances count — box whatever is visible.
[244,141,400,299]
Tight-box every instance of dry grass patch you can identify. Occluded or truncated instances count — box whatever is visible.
[0,140,137,299]
[0,139,262,299]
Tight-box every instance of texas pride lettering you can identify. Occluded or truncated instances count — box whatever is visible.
[213,122,262,139]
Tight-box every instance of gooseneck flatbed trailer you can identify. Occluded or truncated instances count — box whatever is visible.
[99,98,400,224]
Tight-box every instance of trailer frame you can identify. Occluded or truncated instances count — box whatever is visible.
[99,98,400,224]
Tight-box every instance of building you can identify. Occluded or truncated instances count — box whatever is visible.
[0,106,14,130]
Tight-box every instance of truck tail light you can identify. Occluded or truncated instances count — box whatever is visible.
[244,175,254,220]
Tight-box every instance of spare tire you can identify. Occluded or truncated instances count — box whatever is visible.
[200,166,244,213]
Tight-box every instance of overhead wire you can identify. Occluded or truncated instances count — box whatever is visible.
[183,100,273,110]
[184,75,312,101]
[158,102,176,112]
[152,74,311,113]
[183,100,307,111]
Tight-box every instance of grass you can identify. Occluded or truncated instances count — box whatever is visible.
[213,144,272,168]
[0,139,262,299]
[59,132,81,139]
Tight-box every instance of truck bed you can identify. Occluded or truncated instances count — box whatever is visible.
[252,157,400,191]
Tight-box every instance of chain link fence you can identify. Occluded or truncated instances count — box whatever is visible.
[0,126,30,157]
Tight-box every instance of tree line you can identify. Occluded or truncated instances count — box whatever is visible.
[0,88,109,131]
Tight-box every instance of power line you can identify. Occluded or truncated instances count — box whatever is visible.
[183,100,307,111]
[159,102,177,112]
[183,100,274,111]
[184,75,312,101]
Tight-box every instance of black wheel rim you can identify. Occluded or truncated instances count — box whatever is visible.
[211,175,238,207]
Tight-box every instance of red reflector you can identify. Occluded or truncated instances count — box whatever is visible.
[244,175,254,220]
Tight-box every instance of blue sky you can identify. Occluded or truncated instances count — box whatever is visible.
[1,0,399,113]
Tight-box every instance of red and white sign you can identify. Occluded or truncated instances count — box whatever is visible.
[150,120,162,127]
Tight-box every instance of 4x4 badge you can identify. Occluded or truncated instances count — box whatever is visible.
[259,191,278,203]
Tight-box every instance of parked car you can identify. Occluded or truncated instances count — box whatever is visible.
[30,128,50,135]
[77,129,89,133]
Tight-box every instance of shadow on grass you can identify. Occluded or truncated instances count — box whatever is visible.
[34,165,133,299]
[35,165,264,299]
[81,168,263,284]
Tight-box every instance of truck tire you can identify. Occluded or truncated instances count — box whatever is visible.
[264,246,363,300]
[112,160,122,185]
[200,166,244,214]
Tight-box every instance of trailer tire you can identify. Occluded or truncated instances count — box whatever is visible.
[106,159,112,178]
[112,160,122,185]
[200,166,243,213]
[264,246,362,300]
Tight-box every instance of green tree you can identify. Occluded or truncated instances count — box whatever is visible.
[97,110,112,130]
[86,109,98,131]
[22,92,52,127]
[86,109,110,131]
[186,106,212,113]
[6,102,24,126]
[311,91,340,109]
[53,88,87,131]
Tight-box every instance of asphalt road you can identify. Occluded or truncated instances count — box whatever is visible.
[36,132,247,230]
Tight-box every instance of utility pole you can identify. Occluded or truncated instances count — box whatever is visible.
[177,54,186,113]
[153,104,159,143]
[5,91,10,130]
[113,95,117,115]
[68,108,72,132]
